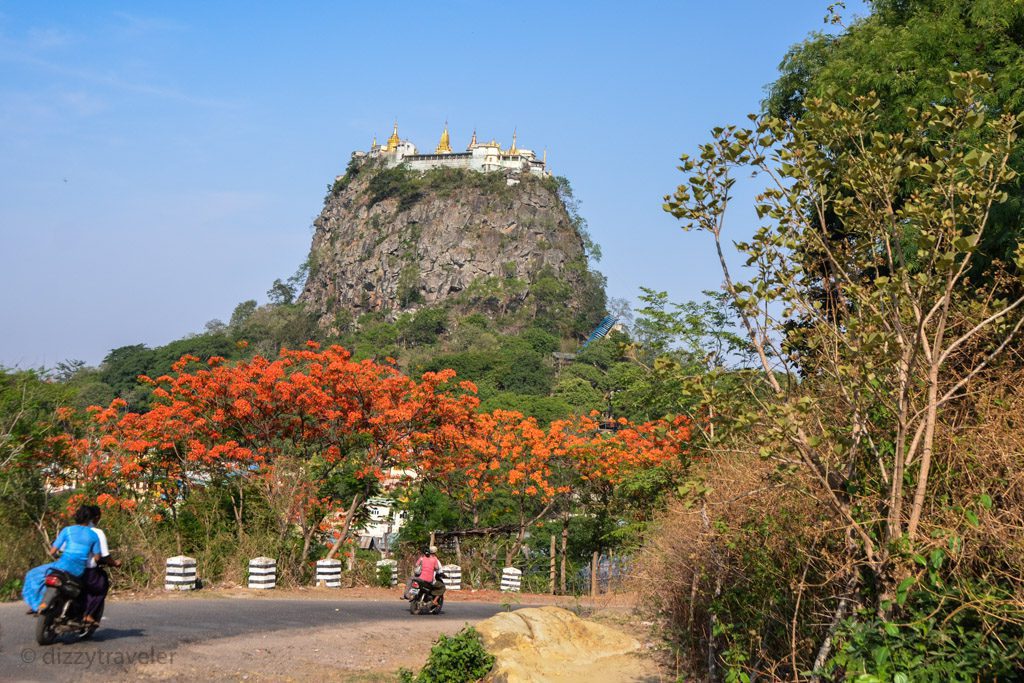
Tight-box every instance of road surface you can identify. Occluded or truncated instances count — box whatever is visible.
[0,595,526,681]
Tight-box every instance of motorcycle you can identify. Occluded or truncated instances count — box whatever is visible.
[407,574,445,615]
[34,569,102,645]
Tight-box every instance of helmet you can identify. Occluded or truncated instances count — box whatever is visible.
[429,545,438,554]
[422,546,432,556]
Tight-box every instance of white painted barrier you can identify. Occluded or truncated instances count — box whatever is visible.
[316,558,342,588]
[165,555,197,591]
[500,566,522,592]
[375,559,398,586]
[442,564,462,591]
[248,556,276,589]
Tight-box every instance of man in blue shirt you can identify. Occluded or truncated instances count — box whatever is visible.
[23,505,102,613]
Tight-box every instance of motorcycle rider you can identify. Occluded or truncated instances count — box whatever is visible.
[82,504,121,625]
[23,505,102,613]
[414,545,445,608]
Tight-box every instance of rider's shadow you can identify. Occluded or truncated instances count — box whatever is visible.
[85,628,146,642]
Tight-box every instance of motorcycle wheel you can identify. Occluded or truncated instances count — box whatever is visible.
[410,595,422,615]
[35,610,57,646]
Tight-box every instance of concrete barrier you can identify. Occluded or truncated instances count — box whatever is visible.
[165,555,197,591]
[442,564,462,591]
[500,566,522,592]
[248,556,276,589]
[316,558,342,588]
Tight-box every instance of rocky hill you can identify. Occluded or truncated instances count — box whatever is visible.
[299,160,605,337]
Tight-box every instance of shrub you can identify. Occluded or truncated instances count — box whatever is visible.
[410,626,495,683]
[365,165,423,211]
[376,562,395,588]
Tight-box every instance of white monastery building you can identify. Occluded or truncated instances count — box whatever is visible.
[351,122,550,177]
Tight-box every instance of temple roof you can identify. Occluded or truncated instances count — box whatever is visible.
[435,122,452,154]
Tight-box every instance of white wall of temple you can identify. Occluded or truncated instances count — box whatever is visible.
[404,155,474,172]
[360,141,549,177]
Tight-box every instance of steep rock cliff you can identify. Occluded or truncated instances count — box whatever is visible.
[299,161,604,336]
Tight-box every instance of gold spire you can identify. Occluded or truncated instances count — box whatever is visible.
[467,128,477,149]
[372,134,377,149]
[507,128,518,156]
[435,120,452,154]
[386,120,400,151]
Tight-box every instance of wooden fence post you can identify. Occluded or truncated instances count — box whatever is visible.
[549,534,556,595]
[591,551,599,597]
[560,524,568,594]
[609,548,615,593]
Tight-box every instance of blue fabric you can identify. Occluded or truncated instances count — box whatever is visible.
[22,562,54,611]
[22,525,100,611]
[51,525,100,577]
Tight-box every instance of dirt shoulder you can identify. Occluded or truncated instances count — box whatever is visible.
[92,588,663,682]
[124,615,470,682]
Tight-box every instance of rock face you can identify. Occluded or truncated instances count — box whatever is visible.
[475,606,662,683]
[299,162,602,332]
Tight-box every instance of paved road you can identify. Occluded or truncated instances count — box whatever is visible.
[0,596,522,681]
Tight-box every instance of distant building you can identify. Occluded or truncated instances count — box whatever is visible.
[357,495,407,551]
[350,122,550,177]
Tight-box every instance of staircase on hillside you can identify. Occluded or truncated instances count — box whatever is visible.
[581,315,618,349]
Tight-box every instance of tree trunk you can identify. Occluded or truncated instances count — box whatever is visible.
[809,572,859,682]
[325,492,363,560]
[232,479,245,542]
[906,362,940,538]
[708,573,722,681]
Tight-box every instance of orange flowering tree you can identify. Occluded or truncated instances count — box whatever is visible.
[44,340,695,582]
[58,344,479,563]
[426,409,693,566]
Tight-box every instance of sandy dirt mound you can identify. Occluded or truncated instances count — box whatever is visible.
[475,606,662,683]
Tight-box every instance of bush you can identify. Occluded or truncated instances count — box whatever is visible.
[376,562,395,588]
[408,626,495,683]
[365,165,424,212]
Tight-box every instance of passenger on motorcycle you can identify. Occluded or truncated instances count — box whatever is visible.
[82,504,121,625]
[22,505,102,614]
[414,545,445,607]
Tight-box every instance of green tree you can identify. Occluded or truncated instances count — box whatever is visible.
[230,299,259,328]
[665,73,1024,675]
[766,0,1024,281]
[0,369,75,596]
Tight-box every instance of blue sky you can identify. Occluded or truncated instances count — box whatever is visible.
[0,1,866,367]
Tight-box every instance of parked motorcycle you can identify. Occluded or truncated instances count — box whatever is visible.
[34,569,101,645]
[407,575,445,615]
